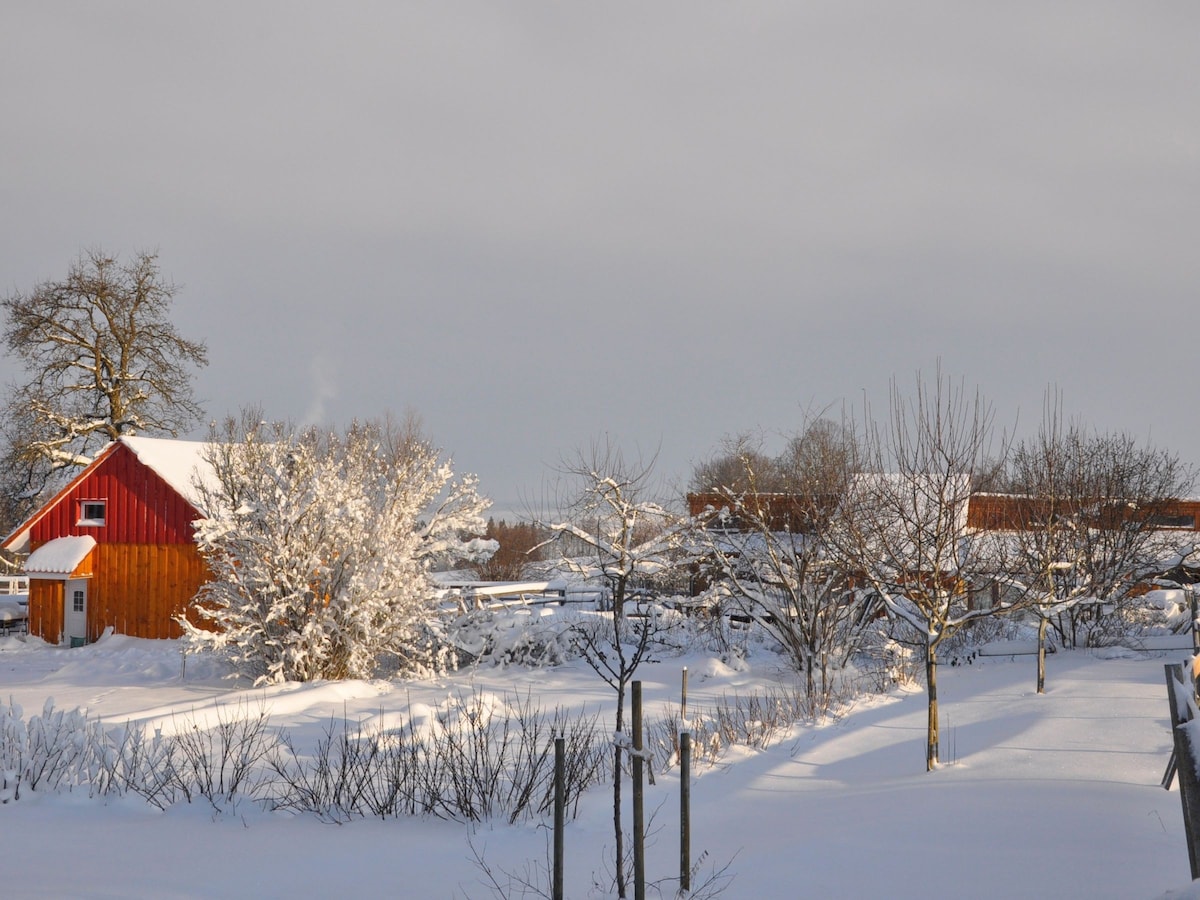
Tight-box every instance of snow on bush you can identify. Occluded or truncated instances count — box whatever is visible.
[0,690,609,822]
[268,690,608,824]
[180,418,495,684]
[444,605,575,668]
[1,697,111,802]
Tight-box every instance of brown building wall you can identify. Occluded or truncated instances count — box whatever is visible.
[86,543,210,640]
[27,543,209,643]
[966,493,1200,532]
[28,579,64,644]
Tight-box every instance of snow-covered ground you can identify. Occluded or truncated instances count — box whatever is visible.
[1,631,1196,899]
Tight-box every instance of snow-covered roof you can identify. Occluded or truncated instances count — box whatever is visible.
[24,535,96,578]
[849,472,972,532]
[119,436,218,510]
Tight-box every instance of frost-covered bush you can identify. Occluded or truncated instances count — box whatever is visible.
[4,691,608,823]
[1,698,111,802]
[648,681,855,774]
[181,417,495,684]
[444,606,574,669]
[268,692,607,824]
[105,722,184,810]
[169,702,275,811]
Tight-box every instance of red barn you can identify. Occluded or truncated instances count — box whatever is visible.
[2,436,214,645]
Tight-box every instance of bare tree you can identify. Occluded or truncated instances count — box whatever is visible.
[1,249,207,524]
[471,519,545,581]
[545,440,682,899]
[690,432,783,494]
[1002,393,1192,690]
[690,419,875,708]
[833,370,1008,771]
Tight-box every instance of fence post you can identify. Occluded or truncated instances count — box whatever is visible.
[681,666,688,725]
[1165,662,1200,879]
[1192,588,1200,658]
[633,680,645,900]
[554,736,565,900]
[680,730,691,893]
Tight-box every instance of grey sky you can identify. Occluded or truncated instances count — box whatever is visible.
[3,3,1197,515]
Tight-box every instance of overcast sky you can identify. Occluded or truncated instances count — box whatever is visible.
[2,2,1197,515]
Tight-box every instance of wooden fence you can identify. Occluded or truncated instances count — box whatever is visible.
[1164,660,1200,878]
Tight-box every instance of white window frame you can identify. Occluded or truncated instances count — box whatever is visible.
[77,500,107,527]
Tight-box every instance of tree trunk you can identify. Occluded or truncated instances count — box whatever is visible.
[613,742,625,898]
[1036,616,1048,694]
[614,686,627,898]
[926,641,939,771]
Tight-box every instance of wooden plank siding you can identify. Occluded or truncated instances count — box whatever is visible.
[966,493,1200,532]
[82,543,209,640]
[28,579,64,644]
[26,444,200,548]
[14,441,214,643]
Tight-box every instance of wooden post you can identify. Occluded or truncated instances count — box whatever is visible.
[680,730,691,893]
[1191,588,1199,659]
[1165,662,1200,878]
[554,736,565,900]
[633,680,645,900]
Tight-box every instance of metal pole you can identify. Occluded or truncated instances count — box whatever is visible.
[554,736,565,900]
[680,730,691,893]
[633,681,645,900]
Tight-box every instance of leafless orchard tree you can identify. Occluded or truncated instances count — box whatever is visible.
[832,370,1009,771]
[0,249,207,528]
[1002,392,1193,691]
[690,419,876,709]
[545,440,683,899]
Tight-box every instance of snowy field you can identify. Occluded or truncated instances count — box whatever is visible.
[1,631,1198,899]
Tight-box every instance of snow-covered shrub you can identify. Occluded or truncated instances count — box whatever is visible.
[105,722,184,810]
[649,683,848,773]
[0,699,24,802]
[1148,589,1195,633]
[268,691,606,824]
[1091,588,1194,641]
[181,417,495,684]
[855,636,921,693]
[169,701,275,812]
[3,688,614,823]
[0,698,111,802]
[444,606,574,669]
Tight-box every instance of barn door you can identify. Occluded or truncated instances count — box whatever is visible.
[63,578,88,647]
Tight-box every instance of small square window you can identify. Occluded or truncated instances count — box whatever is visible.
[72,590,84,613]
[78,501,106,526]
